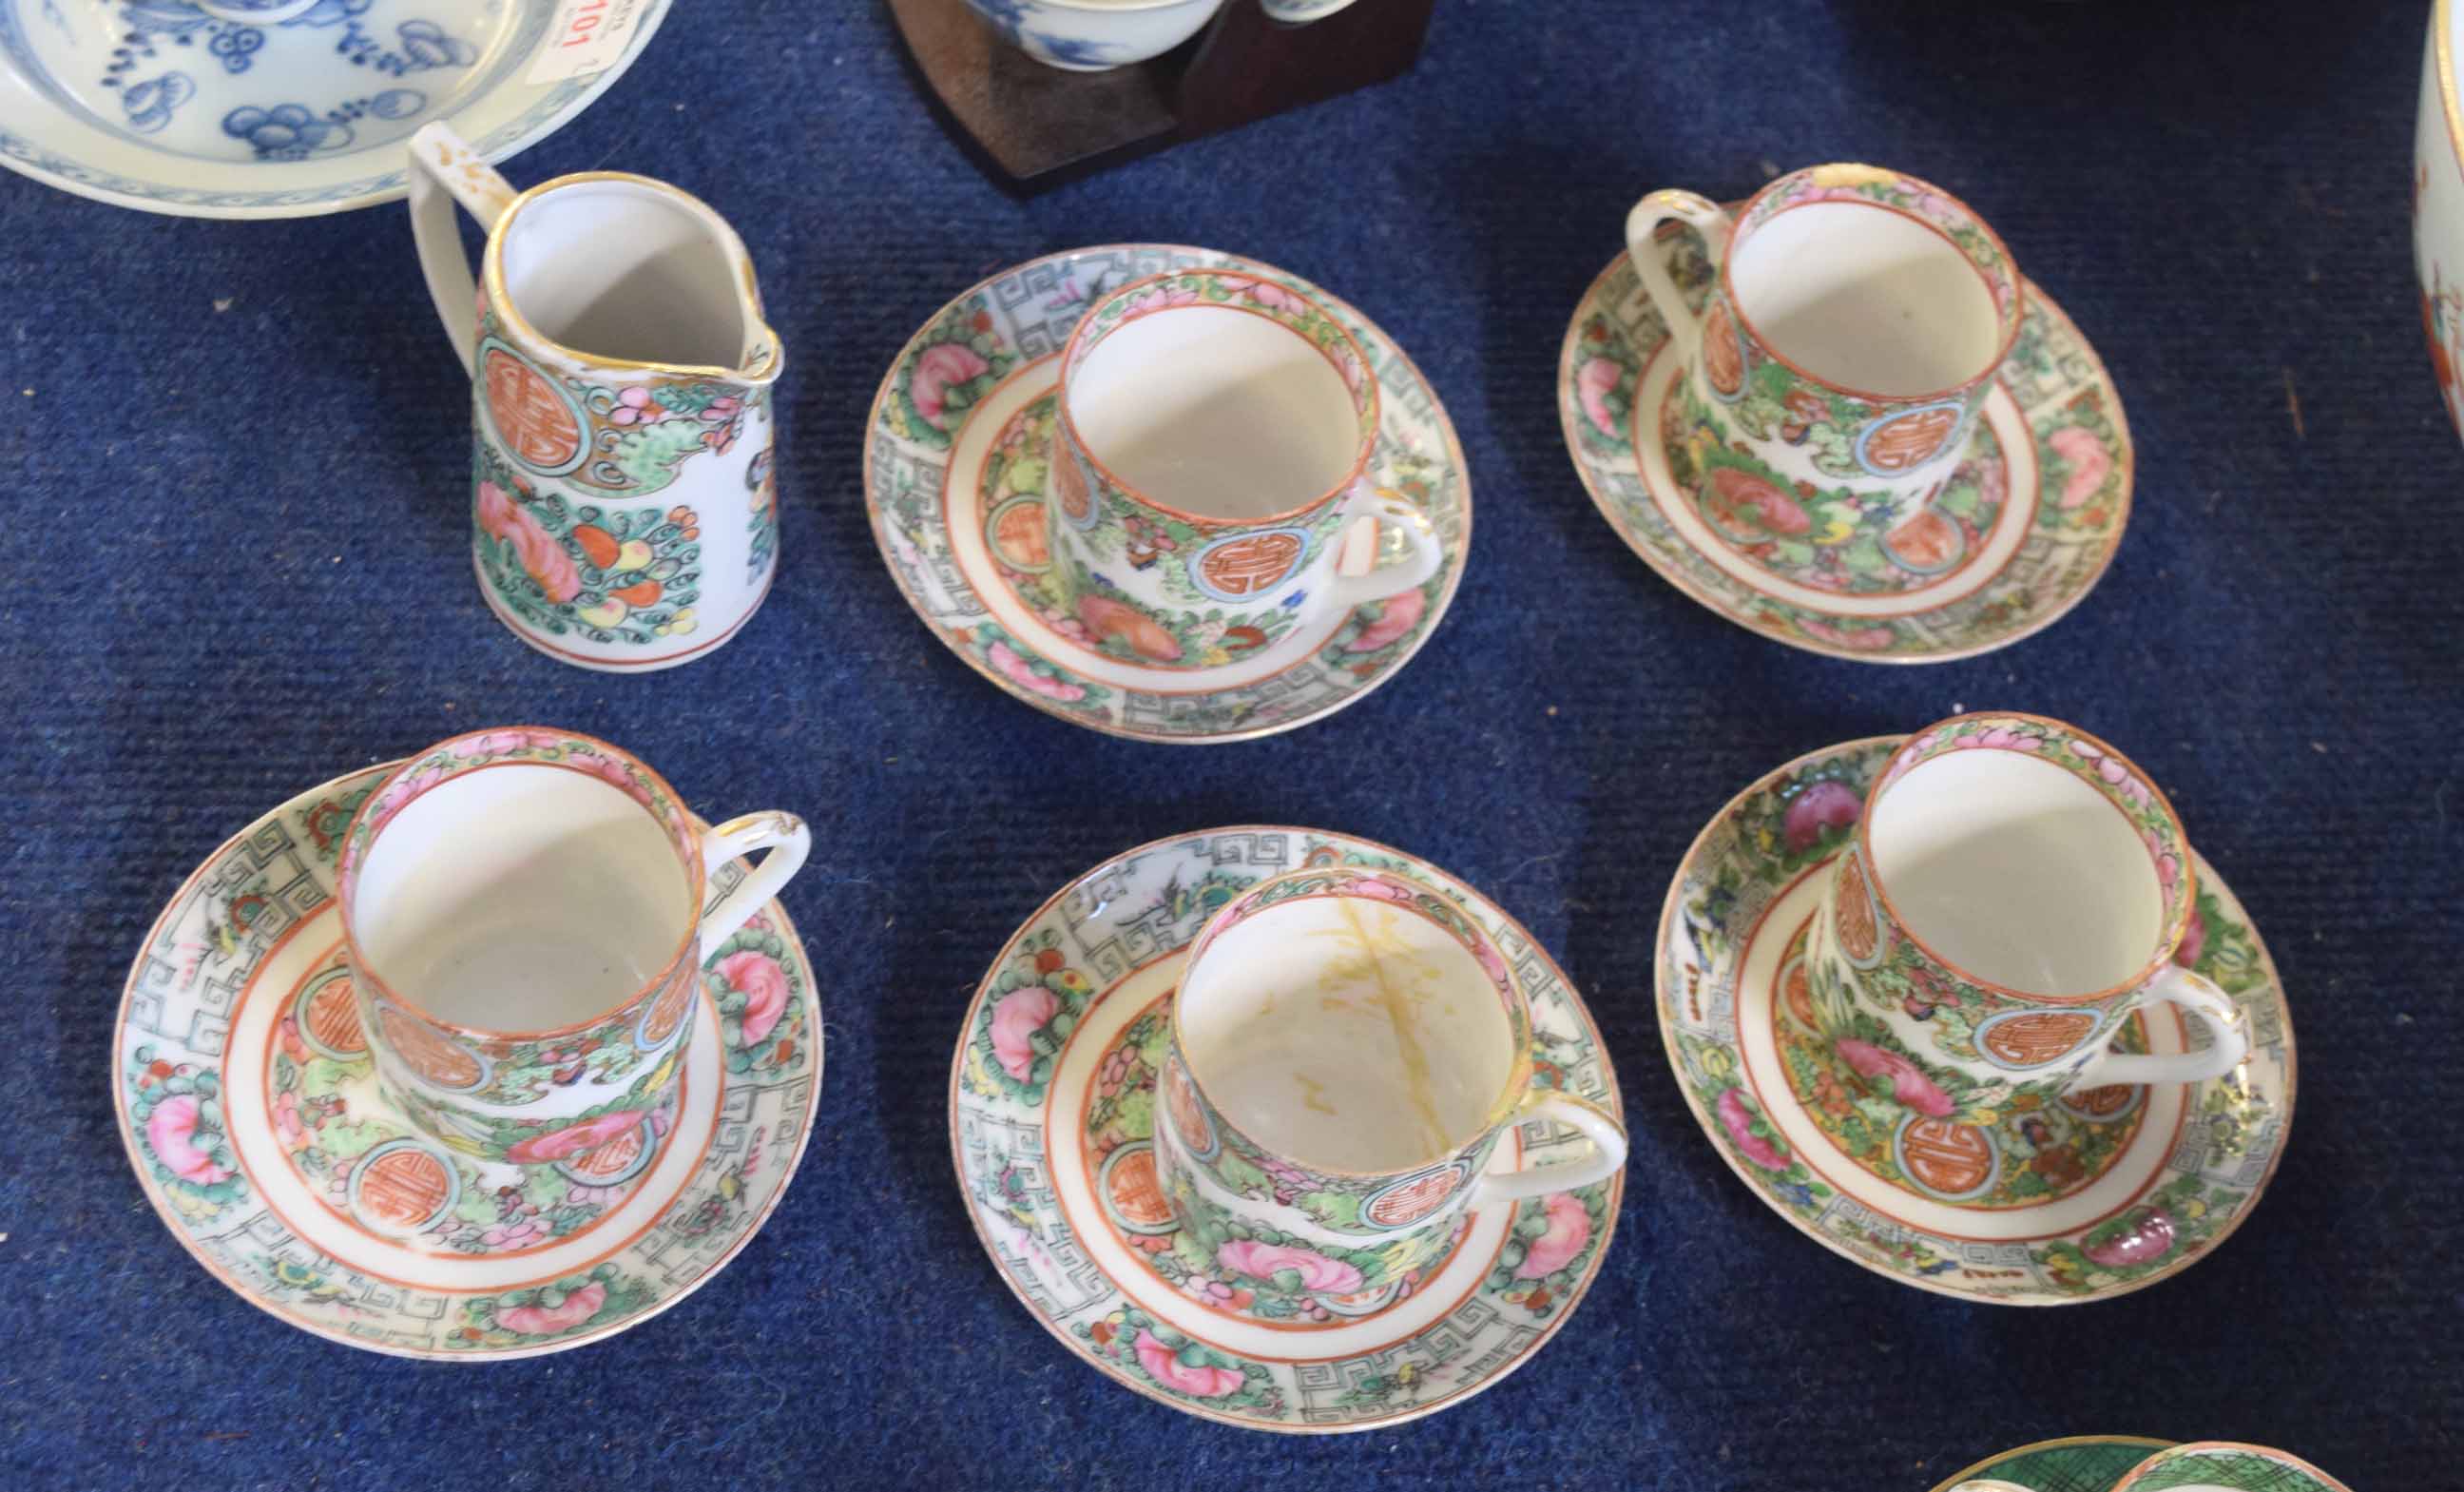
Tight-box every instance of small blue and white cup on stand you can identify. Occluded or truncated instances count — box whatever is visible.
[1261,0,1364,23]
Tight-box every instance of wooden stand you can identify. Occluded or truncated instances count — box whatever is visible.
[887,0,1437,194]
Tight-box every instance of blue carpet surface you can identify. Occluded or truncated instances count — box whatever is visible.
[3,1,2457,1486]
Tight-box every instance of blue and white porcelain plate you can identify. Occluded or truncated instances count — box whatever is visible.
[0,0,668,216]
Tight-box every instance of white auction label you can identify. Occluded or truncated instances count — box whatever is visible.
[525,0,654,85]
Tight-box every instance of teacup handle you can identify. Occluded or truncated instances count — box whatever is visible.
[696,812,812,951]
[1624,189,1734,369]
[1323,487,1444,611]
[2075,966,2250,1088]
[1471,1091,1627,1208]
[407,120,519,376]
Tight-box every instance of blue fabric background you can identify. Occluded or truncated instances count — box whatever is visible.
[3,0,2456,1485]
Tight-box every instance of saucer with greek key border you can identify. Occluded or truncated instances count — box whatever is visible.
[113,760,821,1359]
[1563,229,2131,663]
[950,826,1620,1431]
[867,246,1468,745]
[1657,738,2293,1305]
[1930,1436,2177,1492]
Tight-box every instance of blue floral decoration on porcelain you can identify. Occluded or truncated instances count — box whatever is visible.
[0,0,667,213]
[960,0,1135,68]
[87,1,475,152]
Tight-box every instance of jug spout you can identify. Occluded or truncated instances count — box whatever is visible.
[471,170,784,387]
[733,311,785,389]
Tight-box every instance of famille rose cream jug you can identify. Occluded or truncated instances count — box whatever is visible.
[1625,163,2022,576]
[1044,269,1442,668]
[1804,714,2249,1132]
[1151,868,1627,1315]
[335,728,809,1167]
[408,123,783,672]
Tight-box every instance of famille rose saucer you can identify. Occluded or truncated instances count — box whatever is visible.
[113,762,822,1359]
[867,246,1468,745]
[949,827,1621,1431]
[1930,1436,2176,1492]
[1656,738,2294,1305]
[1562,227,2132,663]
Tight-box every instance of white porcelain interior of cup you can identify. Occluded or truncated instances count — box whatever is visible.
[1068,304,1360,521]
[350,765,690,1030]
[1728,200,2002,396]
[1179,895,1513,1173]
[1867,748,2162,996]
[499,181,751,370]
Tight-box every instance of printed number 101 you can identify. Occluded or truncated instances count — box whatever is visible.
[556,0,616,49]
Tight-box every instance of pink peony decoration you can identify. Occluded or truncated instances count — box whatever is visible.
[467,727,563,759]
[1576,357,1626,437]
[1240,280,1308,316]
[2144,829,2183,890]
[1217,1240,1366,1295]
[504,1107,649,1167]
[1834,1038,1957,1117]
[476,480,583,604]
[494,1282,606,1336]
[147,1094,234,1185]
[1471,935,1511,989]
[482,1217,546,1250]
[1706,466,1812,536]
[1782,779,1862,853]
[1955,725,2041,753]
[606,385,674,427]
[910,343,991,429]
[1513,1192,1593,1279]
[1076,594,1182,663]
[986,641,1087,703]
[2173,903,2207,969]
[1346,587,1426,653]
[1716,1088,1789,1172]
[1133,1329,1248,1397]
[716,950,791,1046]
[2048,426,2110,510]
[1344,874,1417,904]
[2084,1208,2176,1268]
[990,984,1061,1081]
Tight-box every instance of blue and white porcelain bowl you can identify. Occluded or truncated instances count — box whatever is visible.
[961,0,1226,73]
[1260,0,1360,23]
[0,0,669,217]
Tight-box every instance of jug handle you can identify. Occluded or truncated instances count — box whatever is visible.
[408,122,519,376]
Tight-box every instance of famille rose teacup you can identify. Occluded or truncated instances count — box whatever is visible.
[408,122,785,673]
[1805,713,2250,1124]
[1625,164,2022,573]
[336,728,809,1166]
[1154,868,1627,1315]
[1046,268,1442,668]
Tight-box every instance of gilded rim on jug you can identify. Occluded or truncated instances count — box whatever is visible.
[479,171,786,384]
